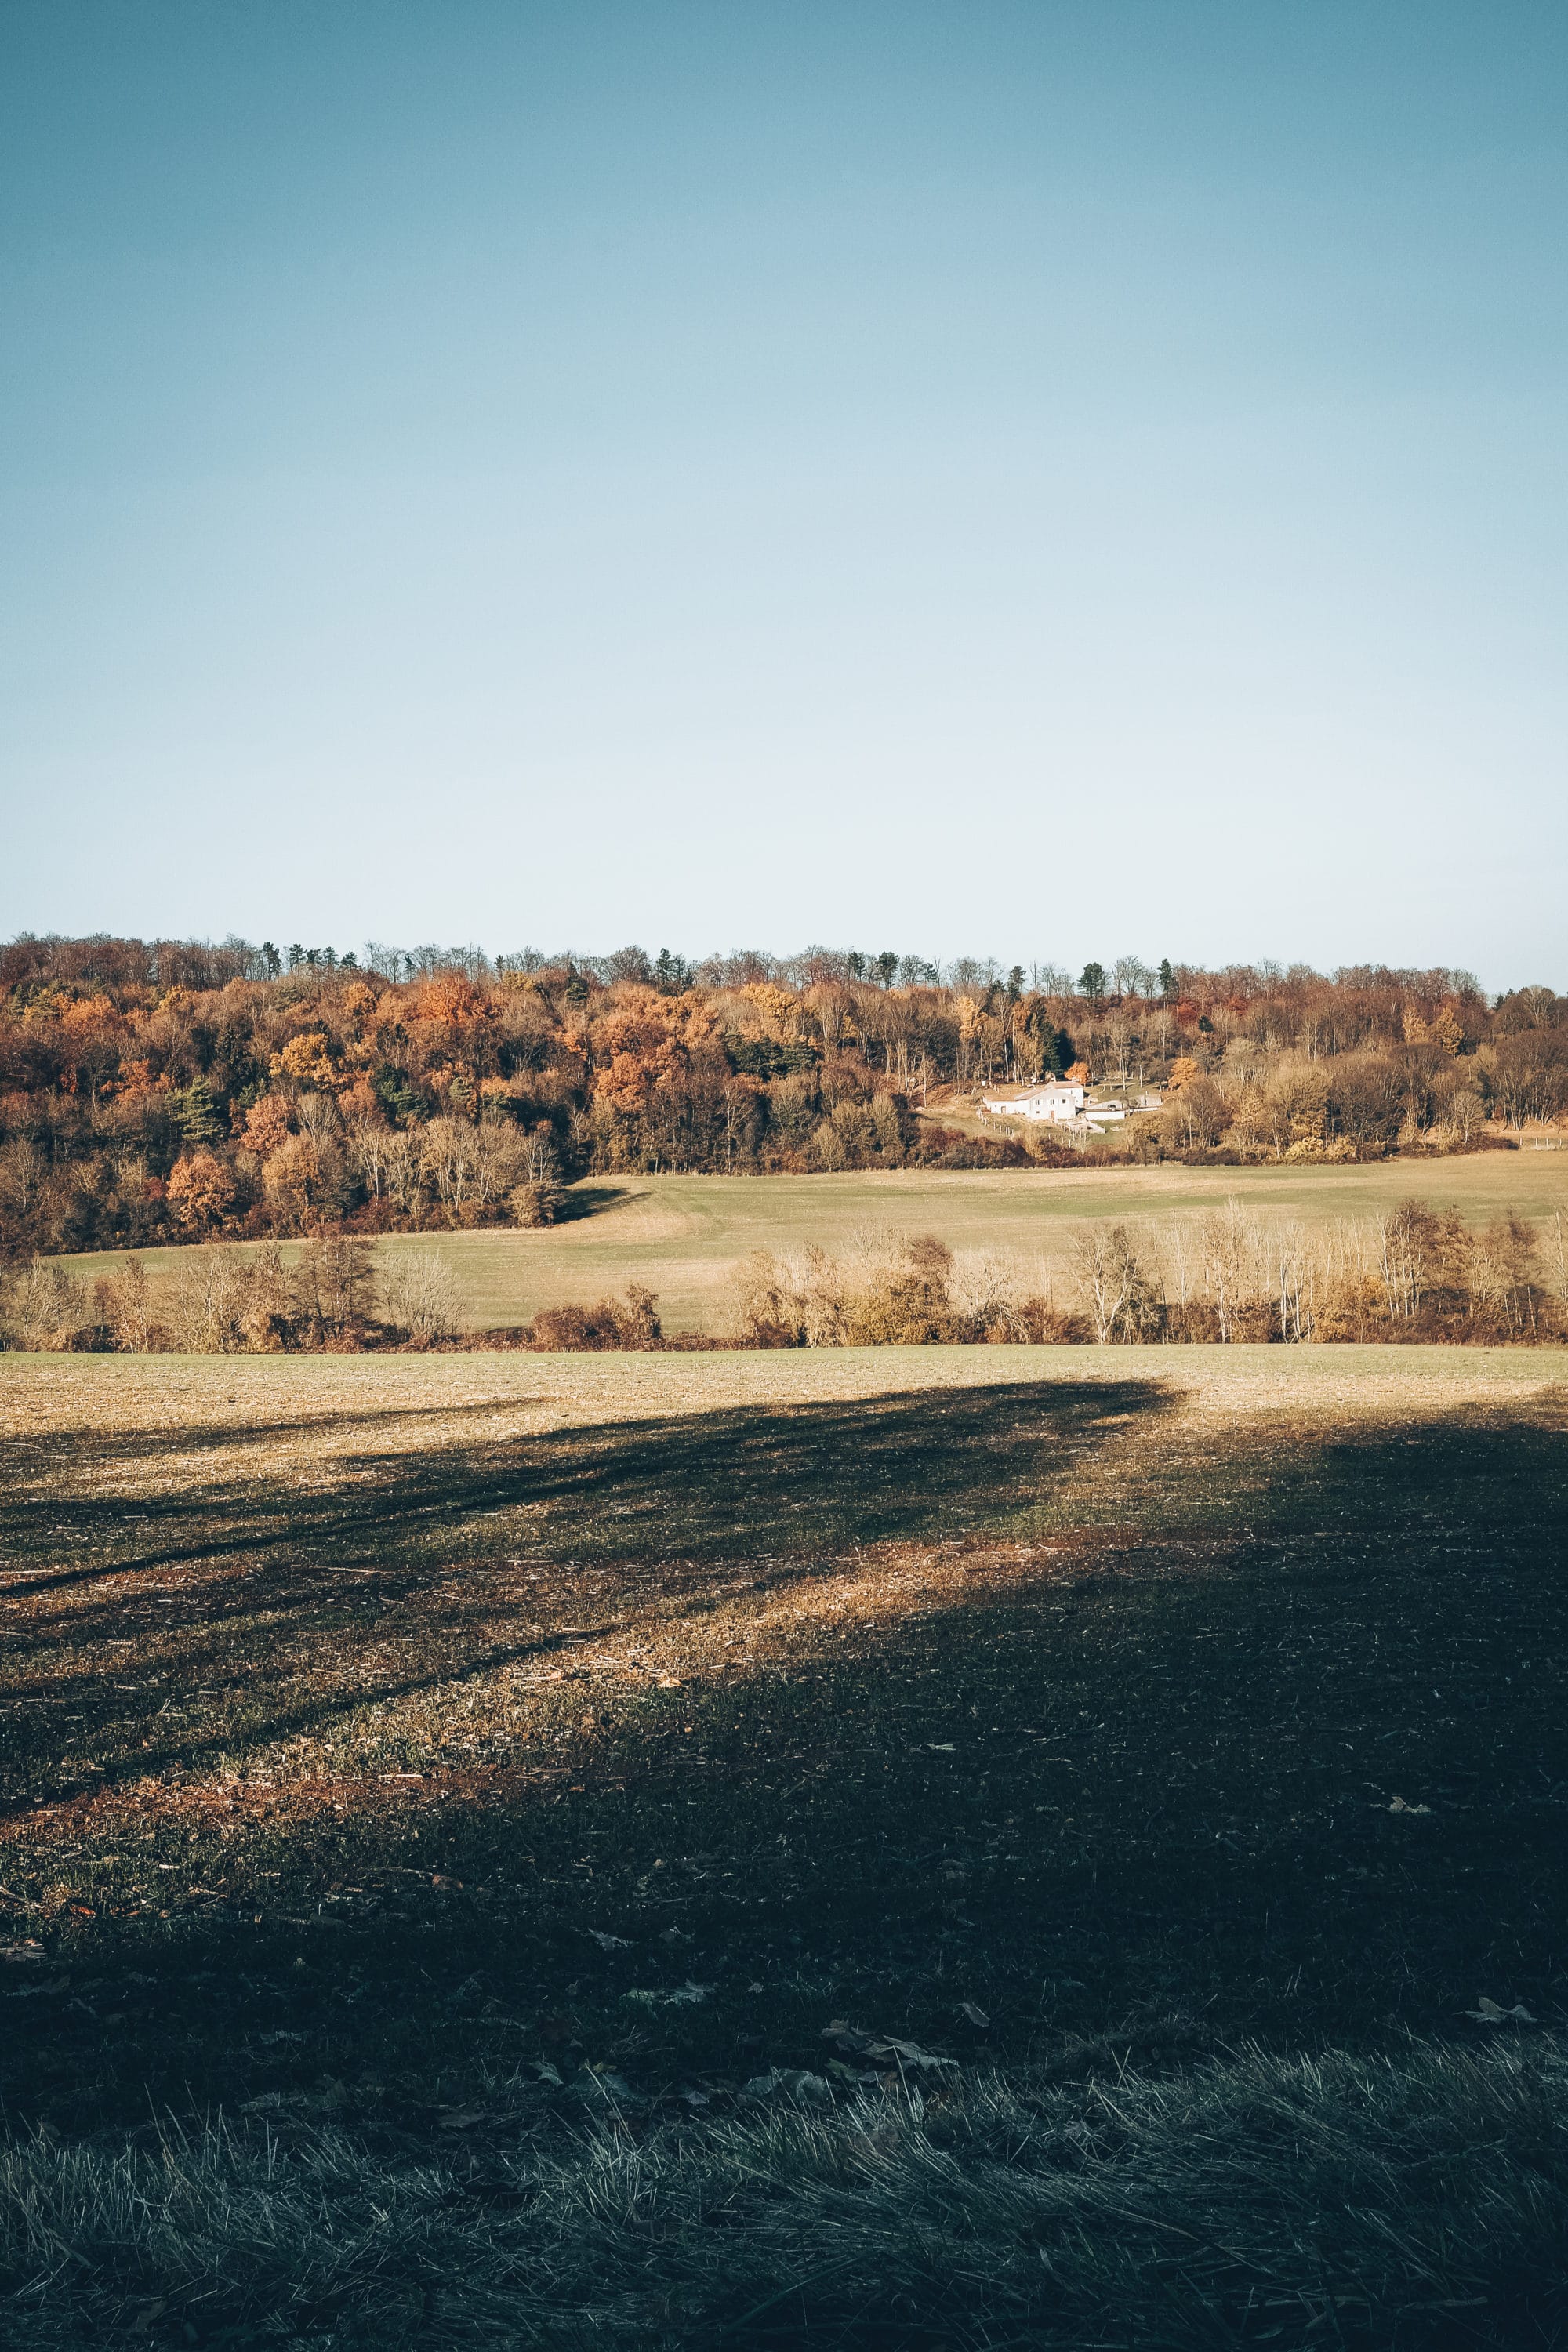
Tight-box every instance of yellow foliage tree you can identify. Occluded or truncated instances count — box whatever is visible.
[273,1031,339,1090]
[739,982,798,1037]
[262,1134,323,1225]
[1432,1003,1465,1055]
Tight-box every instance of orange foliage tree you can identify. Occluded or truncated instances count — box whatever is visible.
[168,1149,238,1232]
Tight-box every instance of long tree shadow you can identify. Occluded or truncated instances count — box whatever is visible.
[1,1376,1173,1593]
[0,1380,1176,1806]
[4,1383,1567,2160]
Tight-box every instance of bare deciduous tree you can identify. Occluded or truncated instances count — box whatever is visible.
[379,1249,463,1343]
[1072,1223,1157,1343]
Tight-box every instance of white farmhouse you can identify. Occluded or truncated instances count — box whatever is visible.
[981,1081,1162,1134]
[978,1081,1087,1123]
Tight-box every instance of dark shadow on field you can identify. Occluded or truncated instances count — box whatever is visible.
[0,1375,1166,1600]
[0,1380,1172,1799]
[4,1383,1568,2154]
[554,1181,641,1221]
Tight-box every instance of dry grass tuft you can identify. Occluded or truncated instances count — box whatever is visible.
[4,2038,1566,2347]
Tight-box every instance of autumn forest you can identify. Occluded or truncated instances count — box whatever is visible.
[0,931,1564,1267]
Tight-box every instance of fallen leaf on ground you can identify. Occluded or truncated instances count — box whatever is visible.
[626,1977,713,2009]
[744,2068,832,2103]
[826,2058,880,2085]
[956,2001,990,2028]
[823,2020,959,2070]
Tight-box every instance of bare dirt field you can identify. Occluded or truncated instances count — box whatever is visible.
[4,1345,1567,2343]
[53,1148,1568,1330]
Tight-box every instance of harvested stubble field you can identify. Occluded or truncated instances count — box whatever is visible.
[3,1345,1568,2347]
[53,1148,1568,1331]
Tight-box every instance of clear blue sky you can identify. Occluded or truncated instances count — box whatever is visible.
[2,2,1564,986]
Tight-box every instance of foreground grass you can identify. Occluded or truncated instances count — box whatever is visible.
[6,2038,1566,2348]
[3,1347,1567,2343]
[50,1149,1568,1329]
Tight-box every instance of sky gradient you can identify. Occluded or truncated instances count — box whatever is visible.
[2,2,1565,985]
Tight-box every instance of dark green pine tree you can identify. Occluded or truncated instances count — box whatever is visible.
[1158,958,1176,998]
[171,1076,220,1143]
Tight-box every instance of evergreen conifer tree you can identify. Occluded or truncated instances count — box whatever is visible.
[171,1076,220,1142]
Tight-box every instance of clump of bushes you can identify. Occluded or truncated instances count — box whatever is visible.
[724,1234,1080,1348]
[5,1241,374,1355]
[906,1123,1041,1170]
[377,1248,465,1345]
[6,1261,100,1352]
[507,1178,565,1227]
[528,1284,662,1351]
[2,1239,462,1354]
[1066,1198,1568,1345]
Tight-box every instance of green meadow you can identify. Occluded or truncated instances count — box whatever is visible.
[53,1149,1568,1331]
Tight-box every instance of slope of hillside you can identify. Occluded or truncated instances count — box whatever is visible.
[48,1154,1568,1332]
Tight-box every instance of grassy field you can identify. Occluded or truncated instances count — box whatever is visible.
[3,1345,1567,2343]
[52,1148,1568,1330]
